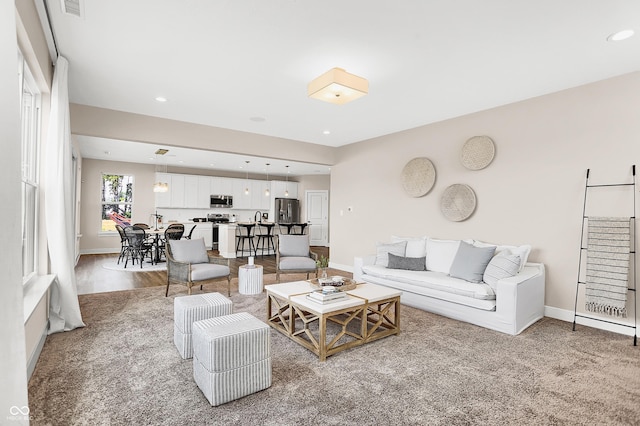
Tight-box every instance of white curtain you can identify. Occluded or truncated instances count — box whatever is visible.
[45,56,85,333]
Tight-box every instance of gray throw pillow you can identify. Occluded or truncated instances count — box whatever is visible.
[169,238,209,264]
[375,241,407,267]
[388,253,426,271]
[449,241,496,283]
[483,253,521,290]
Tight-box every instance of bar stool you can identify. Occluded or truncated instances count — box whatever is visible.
[255,223,275,256]
[235,223,256,257]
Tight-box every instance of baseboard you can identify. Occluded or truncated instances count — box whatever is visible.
[544,305,637,337]
[27,324,48,381]
[80,248,120,255]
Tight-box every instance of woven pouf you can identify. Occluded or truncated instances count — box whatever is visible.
[174,292,233,359]
[192,312,272,406]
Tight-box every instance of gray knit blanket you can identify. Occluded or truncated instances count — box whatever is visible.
[585,217,630,317]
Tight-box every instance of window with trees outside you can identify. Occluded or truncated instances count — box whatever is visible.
[20,50,41,284]
[101,174,134,232]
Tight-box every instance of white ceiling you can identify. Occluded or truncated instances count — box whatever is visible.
[46,0,640,172]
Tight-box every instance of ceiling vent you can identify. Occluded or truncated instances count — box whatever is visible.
[60,0,83,18]
[155,149,169,155]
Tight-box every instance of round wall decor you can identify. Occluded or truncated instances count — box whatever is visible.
[441,184,477,222]
[461,135,495,170]
[401,157,436,197]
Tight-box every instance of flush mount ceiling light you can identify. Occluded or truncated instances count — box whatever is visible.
[307,67,368,105]
[607,29,635,41]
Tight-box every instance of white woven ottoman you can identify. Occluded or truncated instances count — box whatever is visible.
[174,292,233,359]
[192,312,272,406]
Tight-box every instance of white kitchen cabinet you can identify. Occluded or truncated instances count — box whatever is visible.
[155,172,172,207]
[197,176,211,208]
[184,175,199,208]
[211,177,233,196]
[170,175,185,208]
[270,180,298,199]
[232,178,251,209]
[251,180,270,210]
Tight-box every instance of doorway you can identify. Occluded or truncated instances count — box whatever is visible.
[305,190,329,246]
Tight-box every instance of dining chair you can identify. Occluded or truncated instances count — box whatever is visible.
[115,224,129,264]
[123,225,155,268]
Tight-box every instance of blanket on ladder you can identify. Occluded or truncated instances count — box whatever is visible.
[585,216,630,317]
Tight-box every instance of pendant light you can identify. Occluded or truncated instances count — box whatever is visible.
[244,161,250,195]
[153,150,169,192]
[284,165,289,197]
[264,163,270,196]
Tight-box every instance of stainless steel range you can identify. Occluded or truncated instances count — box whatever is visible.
[207,214,229,249]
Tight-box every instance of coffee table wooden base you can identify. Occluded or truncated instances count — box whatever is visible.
[267,286,400,361]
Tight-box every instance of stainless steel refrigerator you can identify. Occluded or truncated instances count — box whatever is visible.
[275,198,300,223]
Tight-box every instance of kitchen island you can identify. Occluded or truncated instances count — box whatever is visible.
[218,222,303,258]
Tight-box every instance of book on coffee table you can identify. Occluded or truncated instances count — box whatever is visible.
[306,290,348,304]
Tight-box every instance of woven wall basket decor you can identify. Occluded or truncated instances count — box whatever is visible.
[401,157,436,197]
[441,184,477,222]
[461,135,495,170]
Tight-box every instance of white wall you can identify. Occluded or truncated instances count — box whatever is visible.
[331,72,640,320]
[1,2,29,422]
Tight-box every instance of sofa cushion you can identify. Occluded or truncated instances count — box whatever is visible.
[170,238,209,264]
[483,252,521,290]
[388,253,426,271]
[279,256,317,270]
[426,238,460,274]
[361,264,495,300]
[449,241,496,283]
[473,240,531,272]
[375,241,407,267]
[391,236,427,258]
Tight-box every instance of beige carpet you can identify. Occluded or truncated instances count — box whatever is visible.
[28,274,640,425]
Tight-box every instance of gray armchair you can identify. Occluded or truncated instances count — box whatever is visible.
[165,238,231,297]
[276,234,318,282]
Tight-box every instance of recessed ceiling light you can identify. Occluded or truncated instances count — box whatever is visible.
[155,96,167,102]
[607,29,635,41]
[323,130,331,135]
[250,116,266,122]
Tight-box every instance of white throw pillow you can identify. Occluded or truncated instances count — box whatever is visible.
[375,241,407,268]
[483,252,522,290]
[425,238,461,274]
[473,240,531,272]
[391,236,428,258]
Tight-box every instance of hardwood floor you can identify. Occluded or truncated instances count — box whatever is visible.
[75,246,347,295]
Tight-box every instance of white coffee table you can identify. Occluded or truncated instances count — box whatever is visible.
[238,265,264,295]
[265,281,401,361]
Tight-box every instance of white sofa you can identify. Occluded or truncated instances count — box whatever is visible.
[353,237,545,335]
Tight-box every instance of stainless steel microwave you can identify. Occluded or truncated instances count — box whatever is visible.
[210,195,233,208]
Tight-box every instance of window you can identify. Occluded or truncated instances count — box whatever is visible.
[19,50,41,284]
[101,174,134,232]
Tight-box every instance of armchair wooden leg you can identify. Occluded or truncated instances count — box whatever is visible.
[165,280,170,297]
[227,276,231,297]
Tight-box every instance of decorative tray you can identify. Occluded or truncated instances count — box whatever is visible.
[308,276,358,291]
